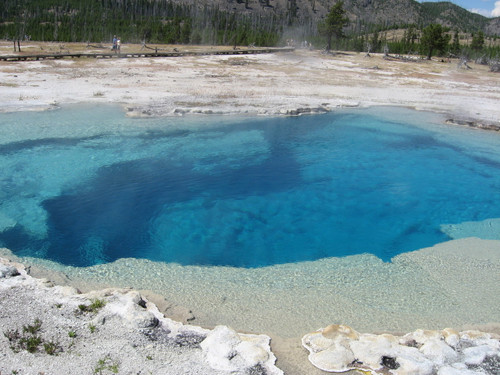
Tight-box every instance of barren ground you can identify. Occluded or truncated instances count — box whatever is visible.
[1,41,499,127]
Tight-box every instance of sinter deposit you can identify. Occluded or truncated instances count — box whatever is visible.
[302,324,500,375]
[0,257,283,375]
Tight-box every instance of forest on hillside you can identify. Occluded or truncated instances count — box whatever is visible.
[0,0,283,46]
[1,0,499,59]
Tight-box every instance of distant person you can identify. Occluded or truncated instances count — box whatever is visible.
[112,35,117,52]
[117,37,121,53]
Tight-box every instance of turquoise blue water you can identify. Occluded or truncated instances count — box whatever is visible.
[0,105,499,267]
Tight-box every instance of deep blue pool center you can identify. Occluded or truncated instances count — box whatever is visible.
[0,106,499,267]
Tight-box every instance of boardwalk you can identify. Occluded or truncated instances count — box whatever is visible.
[0,47,295,61]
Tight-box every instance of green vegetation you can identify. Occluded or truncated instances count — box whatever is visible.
[1,0,281,46]
[21,335,43,353]
[89,323,97,333]
[421,24,451,59]
[78,298,106,314]
[1,0,497,59]
[3,319,61,355]
[319,1,349,51]
[43,340,61,355]
[94,355,120,374]
[419,2,489,33]
[23,318,42,335]
[471,31,485,51]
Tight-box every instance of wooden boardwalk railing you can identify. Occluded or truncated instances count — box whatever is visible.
[0,47,295,61]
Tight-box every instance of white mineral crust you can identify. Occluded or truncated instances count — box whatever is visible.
[302,324,500,375]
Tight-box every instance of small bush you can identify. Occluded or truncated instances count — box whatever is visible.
[94,355,120,374]
[23,319,42,335]
[4,319,61,355]
[78,299,106,314]
[43,340,62,355]
[20,335,43,353]
[4,329,22,352]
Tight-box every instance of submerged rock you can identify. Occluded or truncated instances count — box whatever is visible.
[445,119,500,132]
[302,325,500,375]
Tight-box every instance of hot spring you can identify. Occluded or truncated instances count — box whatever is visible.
[1,105,499,268]
[1,104,500,336]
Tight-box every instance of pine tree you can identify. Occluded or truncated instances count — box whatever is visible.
[451,30,460,55]
[319,1,349,51]
[420,24,450,59]
[471,31,485,51]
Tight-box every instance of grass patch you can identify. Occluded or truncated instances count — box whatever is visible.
[43,340,62,355]
[94,355,120,374]
[78,298,106,314]
[19,335,42,353]
[4,319,61,355]
[23,319,42,335]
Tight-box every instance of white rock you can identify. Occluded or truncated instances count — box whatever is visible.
[303,325,499,375]
[462,344,496,365]
[308,346,355,372]
[200,325,241,371]
[321,324,360,342]
[419,338,458,366]
[302,324,360,356]
[438,364,484,375]
[235,339,269,366]
[401,329,443,346]
[302,331,336,353]
[98,290,159,329]
[0,263,19,278]
[350,333,399,370]
[395,345,435,375]
[460,330,491,341]
[200,325,283,375]
[443,328,460,347]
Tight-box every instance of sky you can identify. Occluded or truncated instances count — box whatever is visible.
[418,0,500,17]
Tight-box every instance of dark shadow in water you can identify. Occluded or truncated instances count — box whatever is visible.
[0,135,106,154]
[385,133,462,152]
[37,142,302,267]
[3,112,499,268]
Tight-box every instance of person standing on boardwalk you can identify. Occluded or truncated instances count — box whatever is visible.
[112,35,117,53]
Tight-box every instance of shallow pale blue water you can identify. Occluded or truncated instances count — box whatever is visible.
[0,105,499,267]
